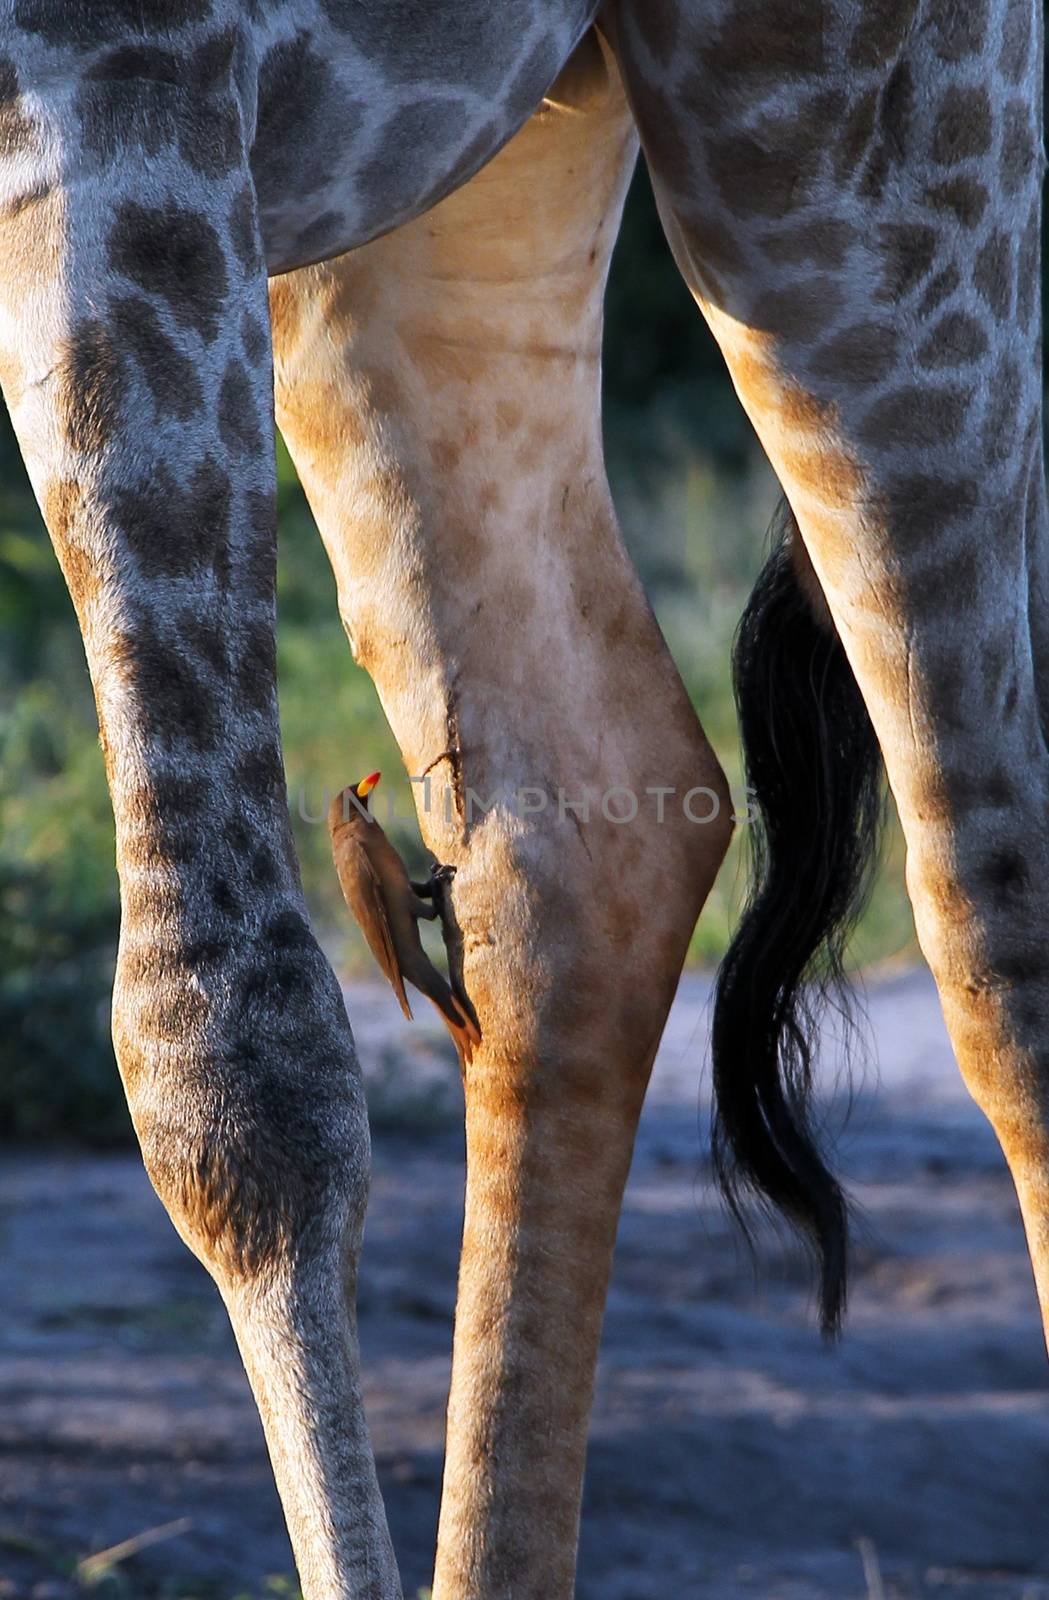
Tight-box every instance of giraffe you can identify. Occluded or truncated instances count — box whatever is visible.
[0,4,1044,1600]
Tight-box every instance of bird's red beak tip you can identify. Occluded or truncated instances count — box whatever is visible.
[358,770,381,797]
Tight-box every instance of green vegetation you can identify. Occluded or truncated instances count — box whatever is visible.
[0,169,937,1144]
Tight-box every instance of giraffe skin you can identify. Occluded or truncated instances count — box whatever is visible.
[0,3,603,1596]
[3,0,600,272]
[0,0,1046,1596]
[613,0,1049,1333]
[270,33,732,1596]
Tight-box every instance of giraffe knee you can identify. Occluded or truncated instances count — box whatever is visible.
[113,928,371,1285]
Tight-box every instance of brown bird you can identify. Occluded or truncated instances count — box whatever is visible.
[328,772,481,1065]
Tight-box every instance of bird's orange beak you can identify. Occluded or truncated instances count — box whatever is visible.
[357,771,381,797]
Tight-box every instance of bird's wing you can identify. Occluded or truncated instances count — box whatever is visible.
[332,833,414,1022]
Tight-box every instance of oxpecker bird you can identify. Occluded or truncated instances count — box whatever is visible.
[328,772,481,1065]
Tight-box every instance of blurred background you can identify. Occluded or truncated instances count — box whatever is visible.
[0,167,924,1148]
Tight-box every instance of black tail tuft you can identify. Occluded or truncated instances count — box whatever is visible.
[711,500,883,1337]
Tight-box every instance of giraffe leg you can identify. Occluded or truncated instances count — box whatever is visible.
[0,90,398,1598]
[615,1,1049,1335]
[271,34,732,1598]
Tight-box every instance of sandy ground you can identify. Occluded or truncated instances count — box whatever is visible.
[1,968,1048,1600]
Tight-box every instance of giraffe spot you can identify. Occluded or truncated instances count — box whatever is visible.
[241,491,277,604]
[875,222,938,300]
[109,201,228,343]
[109,294,204,419]
[113,457,232,580]
[179,96,242,179]
[81,38,240,172]
[218,357,263,459]
[495,400,523,438]
[1000,101,1038,196]
[187,25,237,91]
[1016,201,1039,329]
[701,0,825,79]
[241,309,268,367]
[981,357,1020,465]
[937,761,1014,812]
[78,76,178,161]
[978,844,1029,896]
[679,210,745,278]
[834,87,878,182]
[356,97,471,217]
[991,947,1047,985]
[634,83,698,193]
[431,436,463,474]
[808,320,900,387]
[210,872,241,918]
[121,934,227,990]
[861,384,971,450]
[778,385,836,434]
[46,480,102,609]
[859,60,914,201]
[86,43,181,85]
[980,635,1010,697]
[767,218,857,269]
[916,310,988,369]
[248,841,280,889]
[0,55,37,155]
[120,820,201,870]
[923,175,988,228]
[265,906,314,952]
[972,232,1013,323]
[136,974,212,1040]
[848,0,919,67]
[916,264,961,319]
[222,812,253,859]
[752,278,844,342]
[15,0,212,44]
[505,31,566,122]
[235,617,277,715]
[43,478,83,546]
[908,545,981,617]
[62,545,103,613]
[252,34,364,213]
[179,611,228,676]
[878,472,979,551]
[998,0,1033,82]
[634,0,682,68]
[235,940,317,1025]
[292,209,344,264]
[235,740,285,803]
[228,184,262,276]
[111,617,222,753]
[928,0,989,60]
[321,0,507,90]
[0,180,51,224]
[58,320,126,456]
[707,123,821,218]
[932,87,993,165]
[126,772,211,833]
[362,364,405,417]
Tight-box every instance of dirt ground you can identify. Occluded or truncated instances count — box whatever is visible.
[2,969,1048,1600]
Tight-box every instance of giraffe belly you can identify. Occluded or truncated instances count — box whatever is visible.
[251,1,601,275]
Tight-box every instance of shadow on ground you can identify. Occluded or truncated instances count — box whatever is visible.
[1,971,1047,1599]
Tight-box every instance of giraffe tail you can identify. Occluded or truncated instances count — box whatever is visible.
[710,498,884,1338]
